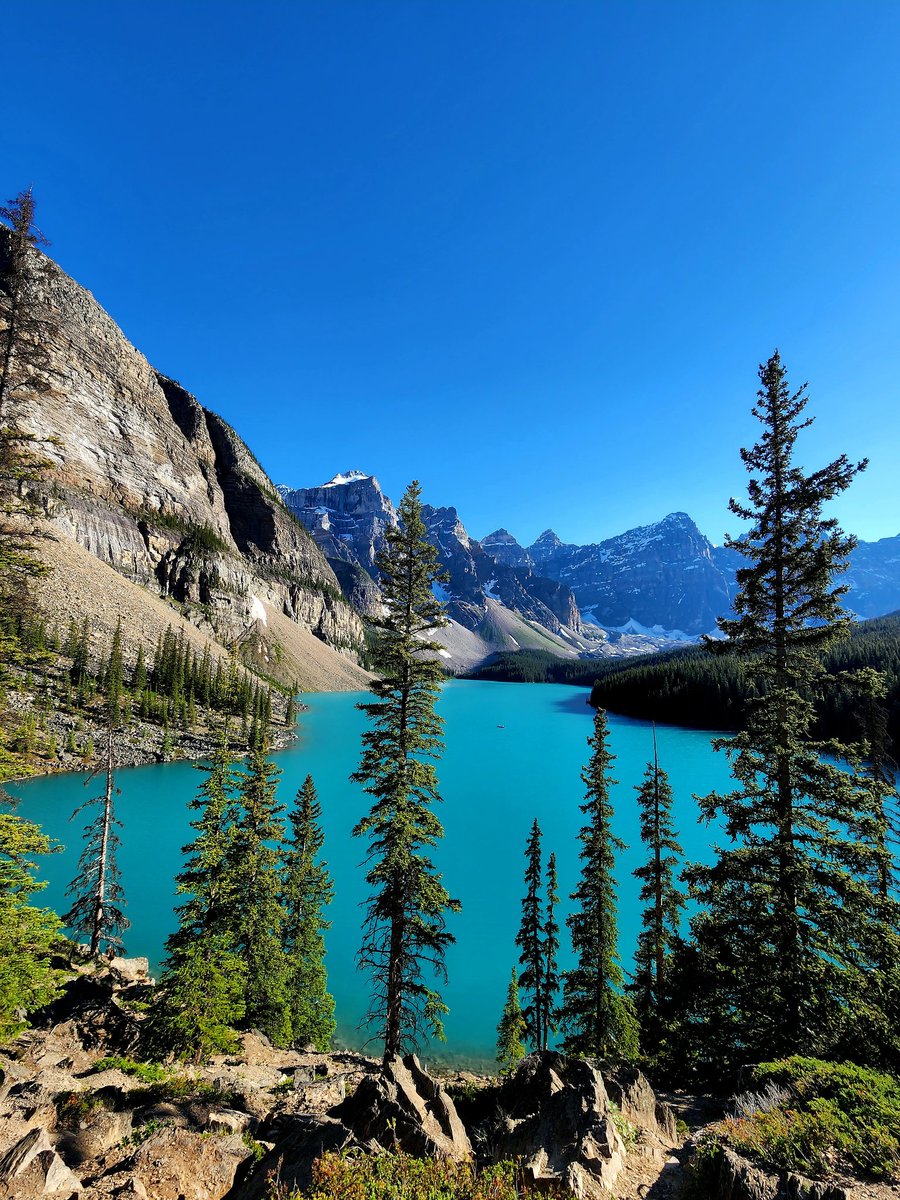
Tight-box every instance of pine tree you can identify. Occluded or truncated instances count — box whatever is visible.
[105,619,124,724]
[63,726,129,955]
[0,191,52,670]
[542,852,560,1051]
[496,967,527,1075]
[0,809,62,1040]
[628,726,683,1058]
[516,819,544,1051]
[228,736,291,1045]
[560,707,638,1062]
[282,774,335,1050]
[352,479,459,1058]
[151,731,246,1060]
[681,350,899,1073]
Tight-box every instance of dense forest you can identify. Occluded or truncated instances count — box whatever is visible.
[468,611,900,758]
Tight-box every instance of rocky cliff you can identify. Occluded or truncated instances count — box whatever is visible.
[523,512,736,637]
[278,473,592,668]
[1,233,366,682]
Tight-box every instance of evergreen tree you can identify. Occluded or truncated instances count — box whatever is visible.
[681,350,898,1073]
[496,967,527,1075]
[63,726,129,955]
[105,618,124,723]
[151,731,246,1060]
[0,189,53,737]
[282,774,335,1050]
[0,809,62,1040]
[560,707,637,1062]
[352,479,459,1058]
[515,819,544,1051]
[228,737,291,1045]
[628,726,683,1058]
[542,852,560,1051]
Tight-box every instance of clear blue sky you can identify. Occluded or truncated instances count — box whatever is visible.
[4,1,899,546]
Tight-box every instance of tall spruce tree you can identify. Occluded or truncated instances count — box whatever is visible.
[496,967,527,1075]
[542,851,560,1051]
[0,189,53,764]
[628,727,683,1058]
[681,350,899,1073]
[352,479,459,1058]
[516,818,545,1052]
[151,730,246,1060]
[229,736,291,1046]
[0,810,62,1040]
[63,725,129,955]
[560,707,637,1062]
[282,774,336,1050]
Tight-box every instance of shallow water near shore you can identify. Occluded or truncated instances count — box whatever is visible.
[10,680,735,1069]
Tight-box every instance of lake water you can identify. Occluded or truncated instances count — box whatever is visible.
[9,680,735,1068]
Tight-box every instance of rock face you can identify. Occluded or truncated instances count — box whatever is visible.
[524,513,738,637]
[489,1052,627,1198]
[334,1054,472,1162]
[278,473,589,664]
[0,233,364,674]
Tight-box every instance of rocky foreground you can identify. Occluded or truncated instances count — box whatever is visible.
[0,962,878,1200]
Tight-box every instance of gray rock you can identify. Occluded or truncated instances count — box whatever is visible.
[606,1065,677,1142]
[0,1127,83,1196]
[333,1054,472,1162]
[491,1051,626,1198]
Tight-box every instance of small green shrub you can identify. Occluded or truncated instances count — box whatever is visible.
[93,1056,167,1083]
[704,1057,900,1182]
[609,1100,638,1150]
[269,1152,562,1199]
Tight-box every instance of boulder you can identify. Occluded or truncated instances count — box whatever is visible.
[55,1103,134,1165]
[103,1126,248,1200]
[228,1114,354,1200]
[206,1108,253,1136]
[107,958,149,986]
[702,1147,848,1200]
[29,977,141,1055]
[491,1051,626,1198]
[606,1065,677,1142]
[0,1127,83,1196]
[333,1054,472,1162]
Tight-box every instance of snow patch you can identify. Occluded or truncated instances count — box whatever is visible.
[482,579,500,600]
[249,594,268,627]
[323,470,370,487]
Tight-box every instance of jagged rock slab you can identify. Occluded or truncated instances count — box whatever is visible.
[333,1053,472,1162]
[491,1051,626,1198]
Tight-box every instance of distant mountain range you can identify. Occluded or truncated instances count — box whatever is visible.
[279,472,900,670]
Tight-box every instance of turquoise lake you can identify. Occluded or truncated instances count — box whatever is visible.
[8,680,735,1068]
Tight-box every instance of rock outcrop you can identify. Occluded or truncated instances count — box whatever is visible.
[334,1054,472,1161]
[490,1052,628,1197]
[0,232,365,686]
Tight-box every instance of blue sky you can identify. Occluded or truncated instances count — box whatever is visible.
[4,1,899,546]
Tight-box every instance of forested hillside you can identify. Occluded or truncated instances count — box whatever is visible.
[470,612,900,756]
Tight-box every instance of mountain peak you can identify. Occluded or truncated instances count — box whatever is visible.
[322,469,372,487]
[532,529,562,547]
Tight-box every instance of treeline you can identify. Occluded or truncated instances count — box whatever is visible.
[2,606,296,769]
[470,614,900,759]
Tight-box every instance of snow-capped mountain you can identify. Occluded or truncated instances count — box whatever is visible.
[279,473,900,663]
[844,533,900,619]
[278,474,592,667]
[484,513,737,637]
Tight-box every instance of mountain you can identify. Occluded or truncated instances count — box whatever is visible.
[3,232,368,691]
[844,533,900,619]
[279,475,595,669]
[508,512,736,637]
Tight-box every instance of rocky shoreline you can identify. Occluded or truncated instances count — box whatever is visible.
[2,961,879,1200]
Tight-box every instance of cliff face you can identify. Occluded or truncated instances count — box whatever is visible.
[2,235,364,665]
